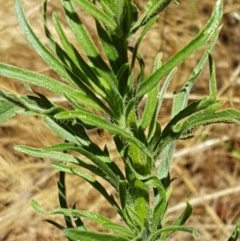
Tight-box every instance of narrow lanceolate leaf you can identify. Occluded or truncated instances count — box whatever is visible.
[157,107,240,158]
[157,42,220,178]
[43,142,121,189]
[96,21,120,73]
[51,12,114,102]
[131,16,157,69]
[62,0,101,59]
[130,0,176,34]
[147,68,175,141]
[172,202,193,226]
[31,201,134,239]
[150,225,199,241]
[141,0,177,25]
[57,172,74,229]
[208,54,217,100]
[43,1,105,96]
[72,0,118,34]
[154,99,219,156]
[172,31,220,115]
[173,109,240,135]
[157,141,176,179]
[64,229,129,241]
[0,64,106,112]
[0,89,63,115]
[16,140,121,189]
[141,66,176,131]
[52,162,121,213]
[0,99,23,123]
[62,0,123,118]
[14,145,80,164]
[55,110,153,159]
[0,64,70,95]
[15,0,78,86]
[44,117,91,147]
[136,0,223,99]
[143,176,167,232]
[228,221,240,241]
[43,0,113,114]
[98,0,115,20]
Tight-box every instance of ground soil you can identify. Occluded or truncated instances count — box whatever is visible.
[0,0,240,240]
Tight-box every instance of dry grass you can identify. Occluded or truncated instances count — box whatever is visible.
[0,0,240,240]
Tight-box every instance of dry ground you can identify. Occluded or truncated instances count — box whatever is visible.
[0,0,240,240]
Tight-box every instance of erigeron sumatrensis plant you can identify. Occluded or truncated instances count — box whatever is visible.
[0,0,240,240]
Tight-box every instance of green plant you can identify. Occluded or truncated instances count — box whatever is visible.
[0,0,239,240]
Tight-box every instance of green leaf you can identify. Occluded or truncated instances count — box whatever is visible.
[44,2,96,90]
[44,117,91,147]
[0,64,106,112]
[208,54,217,101]
[154,98,218,155]
[98,0,116,20]
[130,16,157,77]
[147,68,176,179]
[114,0,138,37]
[15,0,78,87]
[46,7,105,95]
[141,0,176,25]
[172,108,240,135]
[48,142,122,189]
[52,13,114,102]
[66,92,110,114]
[130,0,176,34]
[141,67,177,132]
[96,21,120,73]
[126,178,150,229]
[155,99,222,155]
[150,225,199,241]
[51,146,120,190]
[122,1,138,35]
[171,31,220,116]
[157,141,176,179]
[45,219,65,231]
[72,0,119,35]
[64,229,129,241]
[115,0,125,28]
[144,176,168,232]
[55,110,153,160]
[228,221,240,241]
[61,0,112,71]
[172,202,193,226]
[53,162,121,214]
[44,1,116,114]
[62,0,124,118]
[148,122,162,150]
[58,171,74,228]
[136,0,223,99]
[160,202,193,239]
[15,0,112,114]
[14,145,80,164]
[62,0,101,59]
[0,65,66,95]
[0,89,64,116]
[0,99,23,123]
[156,39,220,178]
[32,200,133,239]
[19,141,121,189]
[42,0,82,90]
[124,204,146,231]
